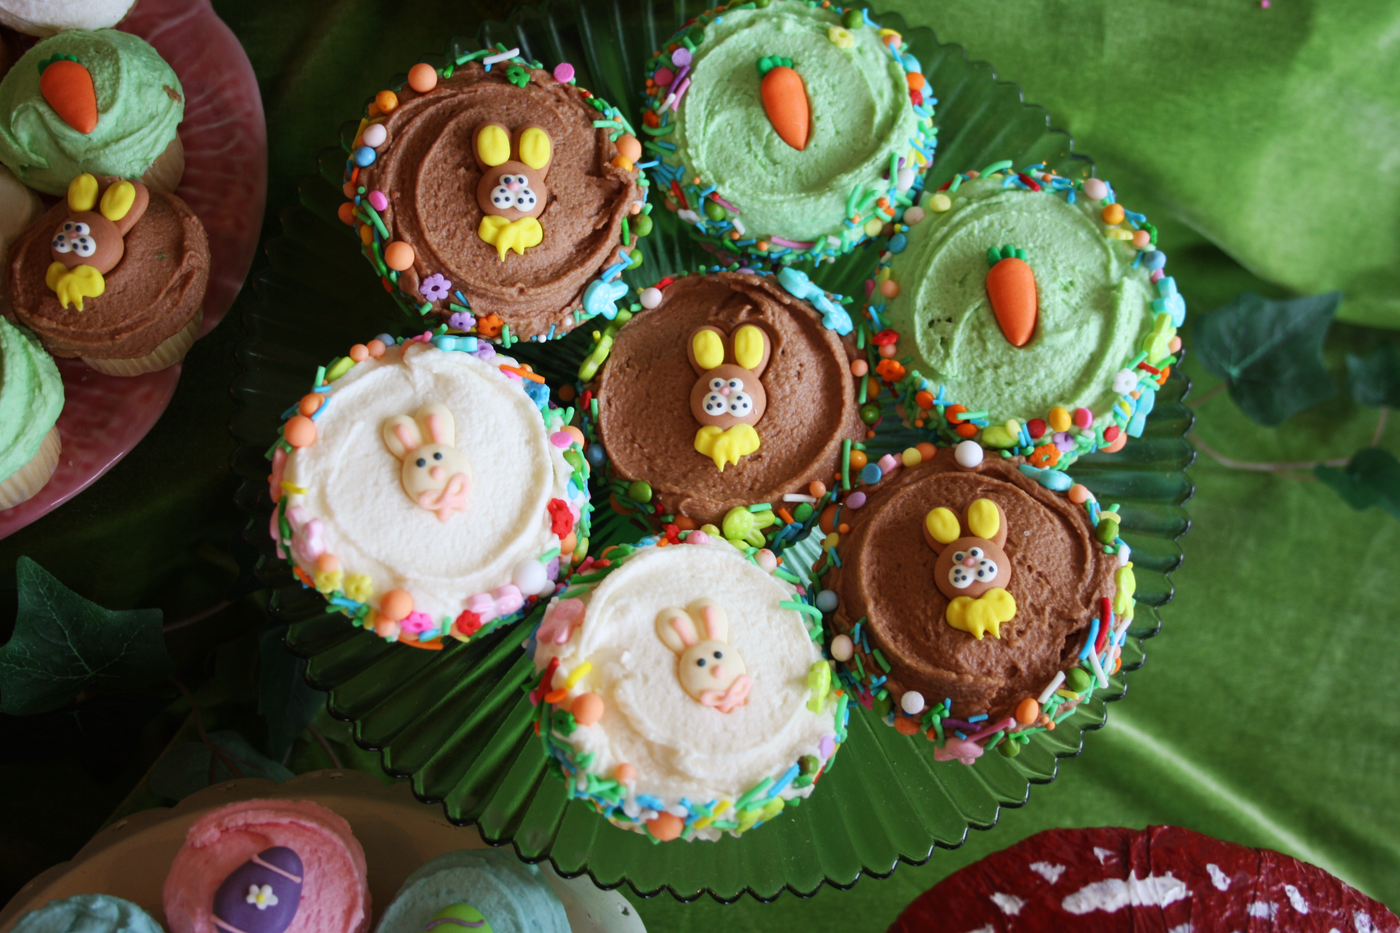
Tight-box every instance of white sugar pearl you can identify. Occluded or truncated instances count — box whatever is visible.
[362,123,387,148]
[903,206,926,225]
[640,287,663,309]
[1083,177,1108,201]
[895,165,915,192]
[831,634,854,662]
[1116,542,1132,567]
[511,558,548,596]
[755,548,777,572]
[901,691,925,715]
[954,440,984,469]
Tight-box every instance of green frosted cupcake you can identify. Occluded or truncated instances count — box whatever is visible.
[0,316,63,510]
[871,165,1185,471]
[643,1,934,263]
[0,28,184,195]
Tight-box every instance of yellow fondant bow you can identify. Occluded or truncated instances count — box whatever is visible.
[477,215,543,261]
[45,262,105,311]
[945,587,1017,641]
[694,424,761,471]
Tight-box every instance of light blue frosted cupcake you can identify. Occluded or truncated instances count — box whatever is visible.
[374,849,568,933]
[10,894,165,933]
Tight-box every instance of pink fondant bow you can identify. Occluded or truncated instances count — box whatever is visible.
[700,674,753,714]
[418,472,471,522]
[537,598,586,645]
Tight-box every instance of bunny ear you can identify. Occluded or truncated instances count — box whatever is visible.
[67,173,99,213]
[692,599,729,643]
[656,608,698,653]
[730,324,771,377]
[515,125,551,175]
[382,414,423,460]
[688,325,727,375]
[473,122,512,171]
[964,498,1008,548]
[416,403,455,447]
[100,179,149,235]
[923,507,960,554]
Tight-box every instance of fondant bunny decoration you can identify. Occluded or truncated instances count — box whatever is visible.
[472,122,552,260]
[655,599,752,713]
[382,403,474,521]
[923,497,1018,640]
[687,323,772,471]
[46,172,150,310]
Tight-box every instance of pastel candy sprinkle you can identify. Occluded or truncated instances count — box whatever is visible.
[845,491,867,509]
[361,123,387,147]
[367,190,388,211]
[550,431,573,448]
[671,48,692,67]
[553,62,575,83]
[352,146,375,167]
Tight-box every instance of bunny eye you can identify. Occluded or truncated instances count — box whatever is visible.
[703,392,726,415]
[73,237,96,257]
[713,650,723,659]
[433,452,443,460]
[969,547,984,559]
[72,222,90,236]
[51,234,73,253]
[727,378,744,391]
[952,551,966,563]
[708,377,725,391]
[416,457,426,468]
[695,658,706,667]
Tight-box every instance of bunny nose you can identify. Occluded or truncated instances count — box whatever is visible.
[430,466,446,481]
[505,178,521,191]
[712,665,727,680]
[718,386,730,396]
[962,556,978,567]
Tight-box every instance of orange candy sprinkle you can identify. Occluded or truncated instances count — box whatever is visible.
[1027,444,1061,468]
[284,416,316,448]
[851,359,869,377]
[894,716,921,735]
[375,90,399,113]
[571,692,605,725]
[954,422,978,438]
[916,442,938,461]
[337,202,356,225]
[349,344,369,362]
[476,313,504,337]
[615,763,637,783]
[315,553,340,573]
[879,279,900,298]
[407,63,438,93]
[809,481,827,498]
[875,359,905,382]
[648,812,684,841]
[849,450,868,470]
[616,134,642,161]
[611,155,635,172]
[1015,698,1041,724]
[379,589,413,621]
[1102,203,1125,225]
[906,72,926,91]
[945,404,968,424]
[915,390,934,410]
[384,240,415,271]
[367,339,387,357]
[298,393,324,416]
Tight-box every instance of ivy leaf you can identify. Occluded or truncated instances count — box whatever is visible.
[1315,447,1400,519]
[0,557,173,715]
[148,730,295,801]
[259,624,326,760]
[1194,291,1340,426]
[1346,343,1400,408]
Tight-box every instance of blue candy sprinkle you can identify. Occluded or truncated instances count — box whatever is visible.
[352,146,376,167]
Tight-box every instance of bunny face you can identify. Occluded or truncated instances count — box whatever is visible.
[472,122,552,261]
[45,173,150,310]
[655,599,752,713]
[382,403,474,522]
[687,324,772,430]
[923,497,1018,640]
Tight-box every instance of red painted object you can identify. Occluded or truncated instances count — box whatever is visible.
[889,826,1398,933]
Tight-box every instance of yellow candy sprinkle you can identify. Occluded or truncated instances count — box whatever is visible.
[565,662,593,689]
[279,481,308,495]
[325,356,356,382]
[929,192,952,212]
[901,447,922,467]
[863,217,884,237]
[1048,406,1071,433]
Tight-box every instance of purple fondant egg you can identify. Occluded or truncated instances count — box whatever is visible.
[212,846,303,933]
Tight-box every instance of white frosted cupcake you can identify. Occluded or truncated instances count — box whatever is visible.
[270,333,592,647]
[531,534,845,841]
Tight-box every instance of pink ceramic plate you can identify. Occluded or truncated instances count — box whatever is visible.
[0,0,266,539]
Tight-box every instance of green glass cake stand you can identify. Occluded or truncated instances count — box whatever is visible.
[230,0,1194,903]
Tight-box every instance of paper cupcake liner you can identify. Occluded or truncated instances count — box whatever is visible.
[0,425,60,510]
[140,134,186,193]
[83,306,201,376]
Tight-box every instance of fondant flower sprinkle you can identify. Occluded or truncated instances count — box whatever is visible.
[246,884,278,910]
[828,25,855,48]
[420,273,452,302]
[448,310,475,331]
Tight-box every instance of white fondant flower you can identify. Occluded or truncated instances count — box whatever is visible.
[246,884,279,910]
[1112,368,1139,395]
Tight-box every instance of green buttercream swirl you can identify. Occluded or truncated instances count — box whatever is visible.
[0,317,63,483]
[671,5,920,244]
[884,177,1155,423]
[0,29,183,195]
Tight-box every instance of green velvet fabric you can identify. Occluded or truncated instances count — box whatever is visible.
[1,0,1397,929]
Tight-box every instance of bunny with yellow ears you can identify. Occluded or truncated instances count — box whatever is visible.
[472,122,552,260]
[923,497,1018,640]
[46,173,150,311]
[382,403,474,522]
[655,599,752,713]
[687,322,772,471]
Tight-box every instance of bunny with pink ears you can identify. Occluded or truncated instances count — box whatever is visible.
[655,599,752,713]
[381,403,473,521]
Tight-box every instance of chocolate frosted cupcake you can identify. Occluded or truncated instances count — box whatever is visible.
[587,270,864,530]
[821,444,1136,763]
[8,173,207,375]
[341,50,648,342]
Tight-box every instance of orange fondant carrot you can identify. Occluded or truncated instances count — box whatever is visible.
[39,58,98,135]
[759,64,809,151]
[985,244,1037,347]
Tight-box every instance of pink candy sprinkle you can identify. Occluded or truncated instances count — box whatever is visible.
[368,190,388,211]
[550,431,573,448]
[1150,269,1165,283]
[846,491,868,509]
[654,66,674,87]
[1073,407,1094,430]
[553,62,575,83]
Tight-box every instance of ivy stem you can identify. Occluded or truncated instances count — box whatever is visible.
[307,724,343,769]
[171,676,245,782]
[163,600,233,633]
[1189,382,1226,407]
[1190,406,1390,473]
[1370,406,1390,447]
